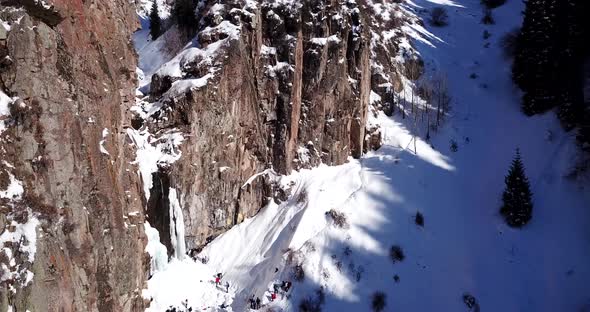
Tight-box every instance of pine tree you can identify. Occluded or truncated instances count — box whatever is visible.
[149,0,162,40]
[553,0,586,130]
[512,0,560,114]
[500,149,533,227]
[173,0,197,34]
[513,0,588,120]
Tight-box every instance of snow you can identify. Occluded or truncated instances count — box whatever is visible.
[127,128,184,201]
[168,188,187,260]
[297,146,311,164]
[0,90,13,135]
[139,0,590,311]
[0,214,40,287]
[134,16,239,93]
[145,222,169,275]
[0,217,39,263]
[134,22,178,92]
[99,128,110,156]
[369,90,381,105]
[33,0,52,10]
[260,45,277,56]
[0,172,24,200]
[1,19,10,32]
[164,73,214,99]
[155,35,234,79]
[143,258,234,312]
[241,169,277,189]
[136,0,170,19]
[310,35,341,46]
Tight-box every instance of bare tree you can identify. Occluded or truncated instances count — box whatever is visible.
[431,73,451,128]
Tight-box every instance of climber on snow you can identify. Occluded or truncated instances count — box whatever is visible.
[215,272,222,285]
[281,280,292,292]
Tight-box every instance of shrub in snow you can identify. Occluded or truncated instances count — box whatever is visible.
[343,246,352,257]
[371,291,387,312]
[322,270,330,280]
[389,245,405,263]
[131,115,144,130]
[429,7,448,27]
[481,9,494,24]
[166,299,194,312]
[325,209,348,228]
[355,266,364,282]
[315,286,326,305]
[286,248,305,266]
[415,211,424,227]
[299,287,325,312]
[481,0,506,9]
[335,260,343,272]
[296,188,308,204]
[462,293,480,311]
[299,299,321,312]
[393,274,400,283]
[293,264,305,282]
[450,139,458,152]
[404,57,424,81]
[500,149,533,228]
[304,241,316,253]
[483,30,491,40]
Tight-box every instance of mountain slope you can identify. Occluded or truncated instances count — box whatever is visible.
[141,0,590,311]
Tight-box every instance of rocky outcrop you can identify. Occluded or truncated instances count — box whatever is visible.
[140,0,373,251]
[0,0,146,311]
[0,0,415,309]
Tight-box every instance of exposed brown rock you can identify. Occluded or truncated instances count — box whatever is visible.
[0,0,146,310]
[144,0,372,250]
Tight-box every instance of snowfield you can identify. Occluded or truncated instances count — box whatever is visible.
[137,0,590,311]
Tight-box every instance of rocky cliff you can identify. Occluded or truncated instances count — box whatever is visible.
[0,0,147,310]
[140,0,377,252]
[139,0,419,253]
[0,0,417,309]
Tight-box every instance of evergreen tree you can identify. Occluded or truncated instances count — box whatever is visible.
[371,292,386,312]
[149,0,162,40]
[512,0,560,114]
[173,0,197,34]
[500,149,533,227]
[553,0,586,130]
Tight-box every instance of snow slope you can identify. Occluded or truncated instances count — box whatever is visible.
[139,0,590,311]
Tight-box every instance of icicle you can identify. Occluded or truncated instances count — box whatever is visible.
[168,188,186,259]
[144,222,168,274]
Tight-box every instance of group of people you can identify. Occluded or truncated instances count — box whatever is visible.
[271,281,292,301]
[248,280,293,310]
[214,273,230,293]
[248,296,262,309]
[213,272,293,310]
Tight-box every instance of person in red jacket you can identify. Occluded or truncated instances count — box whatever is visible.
[215,273,222,285]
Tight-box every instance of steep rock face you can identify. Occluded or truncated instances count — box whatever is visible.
[143,0,371,250]
[0,1,146,311]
